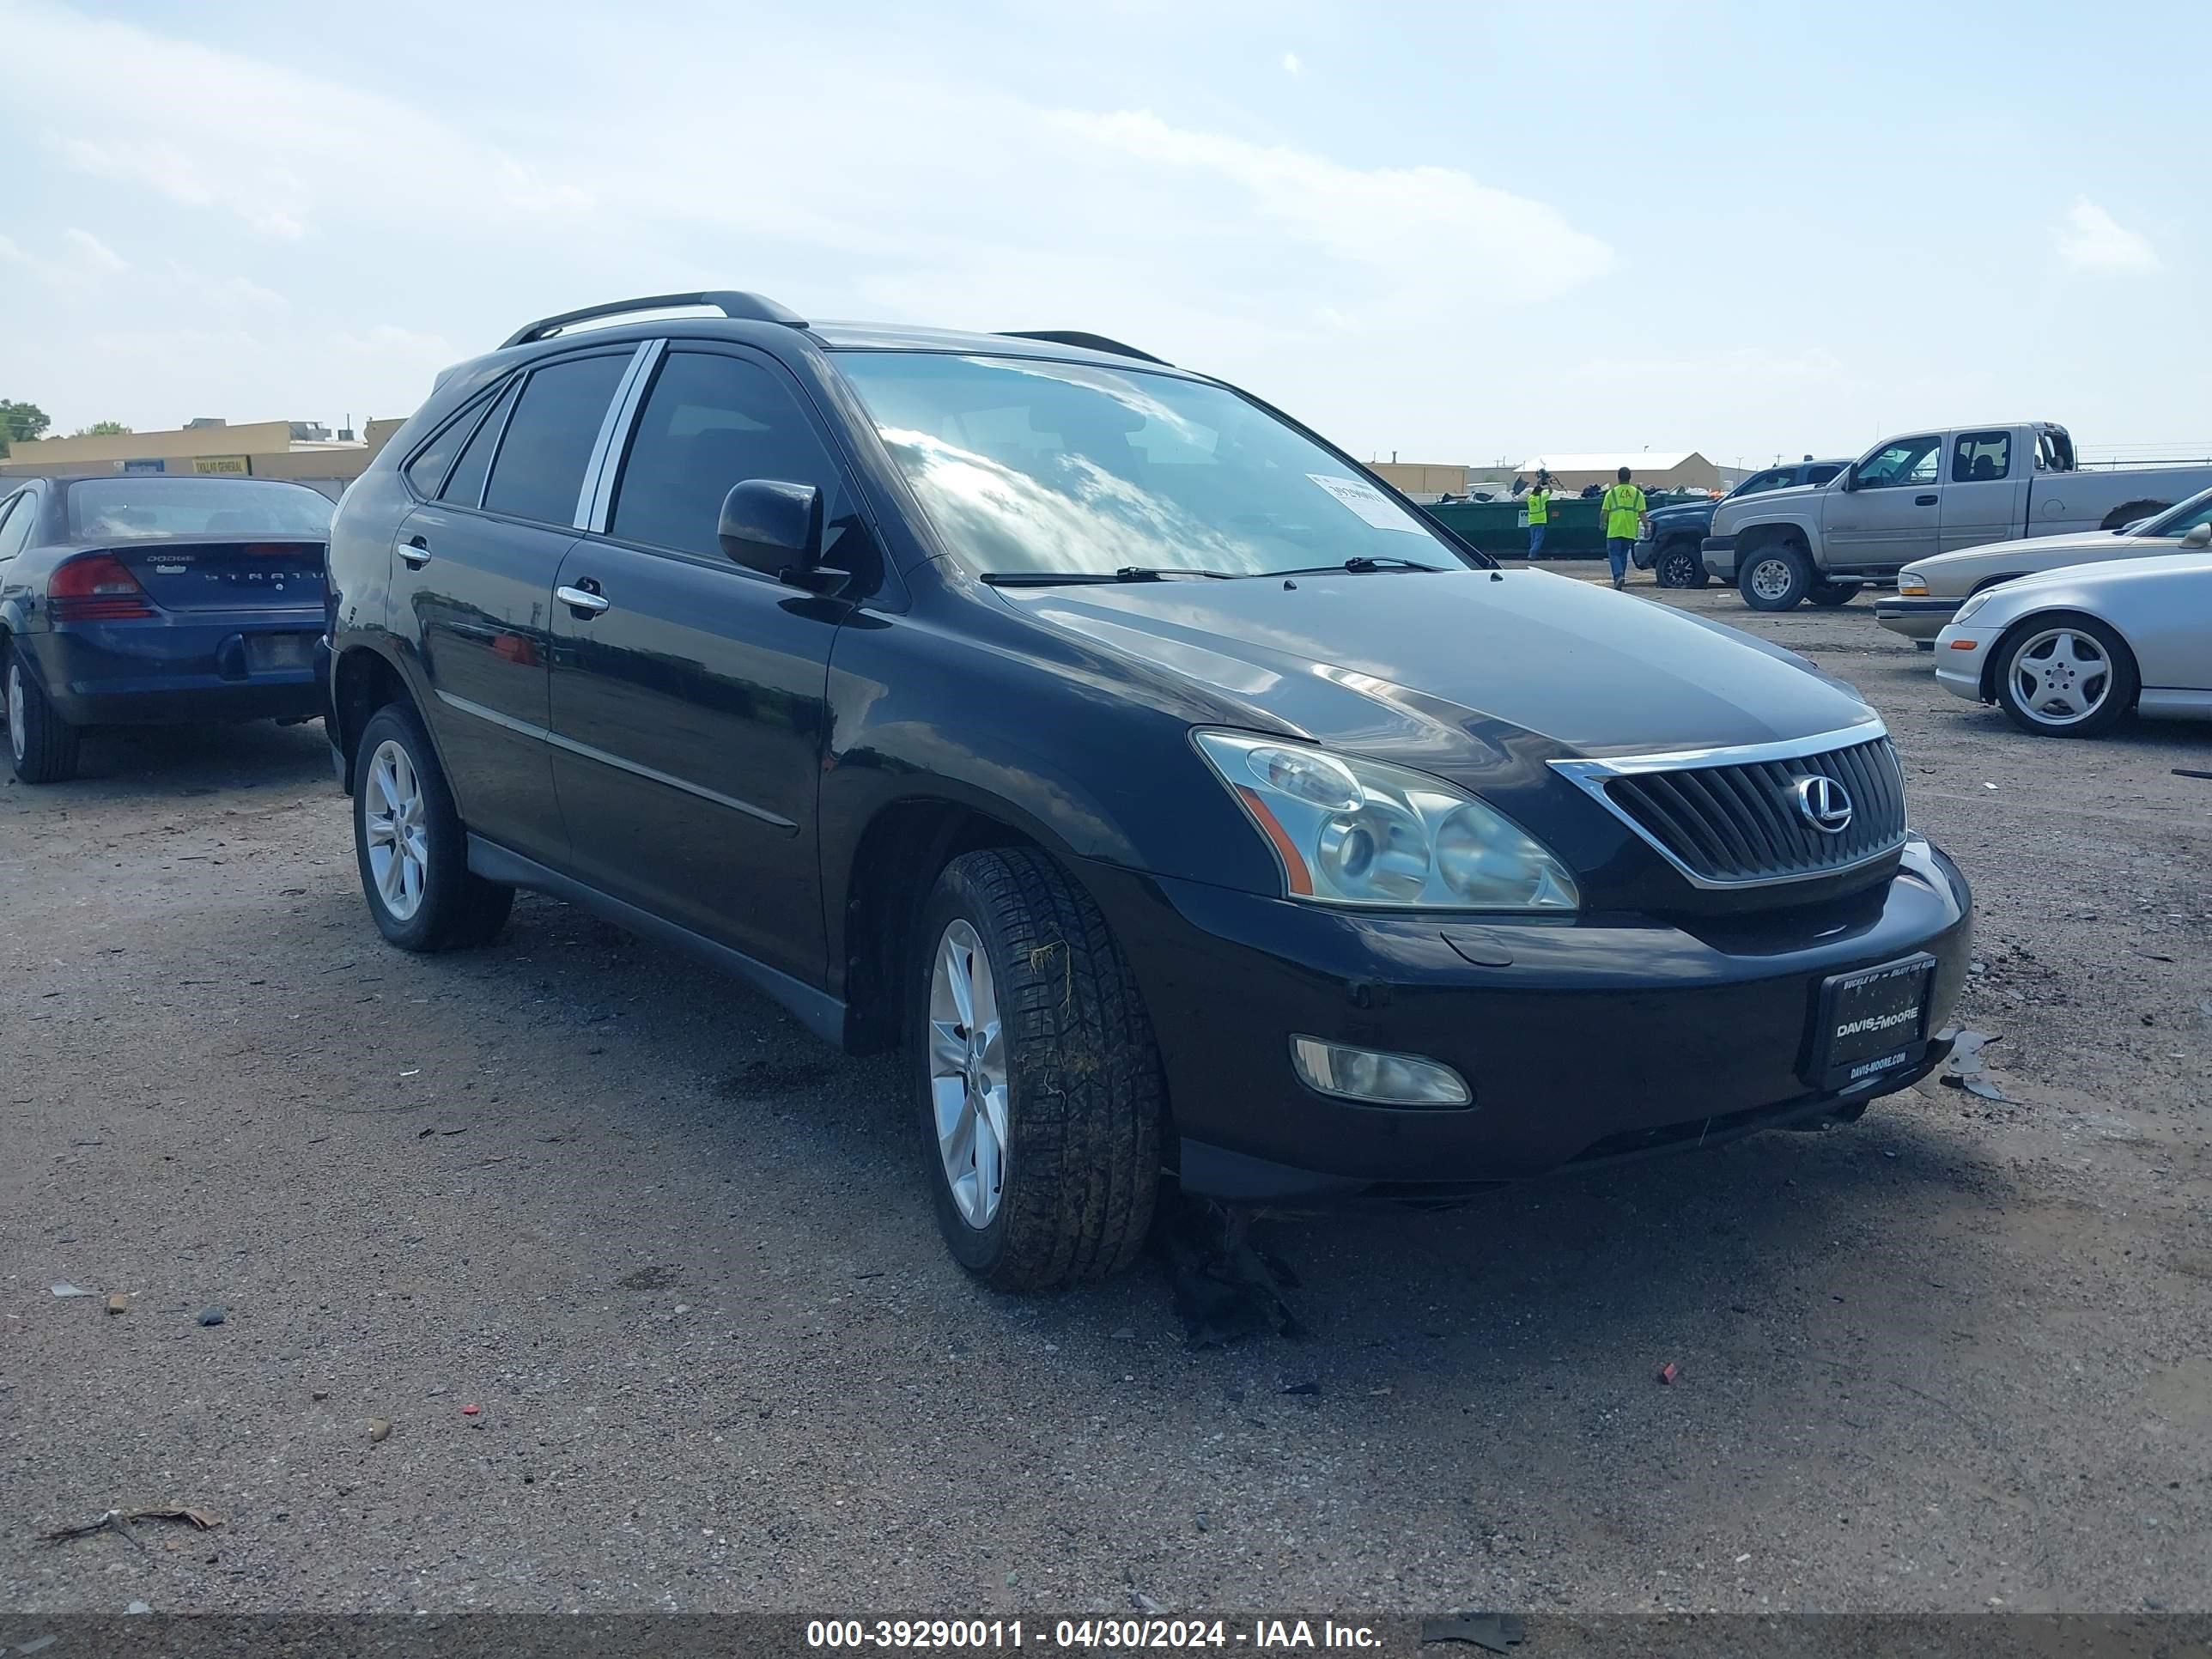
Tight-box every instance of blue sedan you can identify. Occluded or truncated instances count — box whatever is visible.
[0,474,333,783]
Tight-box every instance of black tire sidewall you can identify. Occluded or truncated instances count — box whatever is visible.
[352,704,474,949]
[1808,580,1863,607]
[909,867,1022,1277]
[6,646,79,785]
[1658,544,1706,589]
[1994,614,2136,738]
[1739,545,1810,611]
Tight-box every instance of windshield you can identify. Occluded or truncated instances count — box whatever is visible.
[831,352,1472,577]
[2140,485,2212,538]
[67,478,334,541]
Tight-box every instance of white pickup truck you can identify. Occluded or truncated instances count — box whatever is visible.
[1701,422,2212,611]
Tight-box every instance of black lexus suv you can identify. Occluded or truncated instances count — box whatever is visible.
[325,290,1972,1289]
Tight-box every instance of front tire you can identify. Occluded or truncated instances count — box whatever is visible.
[1993,615,2136,738]
[910,848,1164,1291]
[1656,541,1709,589]
[5,648,82,785]
[351,703,514,950]
[1738,544,1812,611]
[1808,580,1863,607]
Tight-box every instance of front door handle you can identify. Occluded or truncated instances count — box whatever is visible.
[1914,494,1938,507]
[399,536,432,568]
[556,583,611,617]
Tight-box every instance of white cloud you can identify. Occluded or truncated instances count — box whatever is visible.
[1282,51,1302,76]
[2057,198,2160,274]
[61,228,126,273]
[0,227,128,283]
[1054,109,1613,303]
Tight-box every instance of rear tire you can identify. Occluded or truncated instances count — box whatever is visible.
[910,848,1164,1291]
[1656,541,1709,589]
[1808,580,1863,607]
[5,648,82,786]
[351,702,514,951]
[1738,544,1813,611]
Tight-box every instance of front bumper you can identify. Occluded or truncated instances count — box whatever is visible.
[1875,596,1964,643]
[1934,623,2002,702]
[22,613,326,726]
[1631,538,1657,569]
[1701,534,1739,580]
[1083,842,1972,1201]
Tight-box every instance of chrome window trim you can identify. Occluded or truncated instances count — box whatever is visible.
[575,340,665,532]
[1549,720,1906,891]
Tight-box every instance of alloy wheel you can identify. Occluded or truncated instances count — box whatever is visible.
[928,918,1010,1230]
[363,738,429,921]
[2008,628,2112,728]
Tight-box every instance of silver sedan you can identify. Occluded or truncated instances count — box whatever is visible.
[1935,552,2212,737]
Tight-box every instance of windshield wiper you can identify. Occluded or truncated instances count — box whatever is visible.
[980,566,1237,586]
[1273,555,1443,576]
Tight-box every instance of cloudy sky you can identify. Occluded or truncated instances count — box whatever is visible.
[3,0,2204,470]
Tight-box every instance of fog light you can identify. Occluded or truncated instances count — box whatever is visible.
[1290,1036,1471,1107]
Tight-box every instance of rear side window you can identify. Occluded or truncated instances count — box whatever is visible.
[609,349,842,559]
[483,354,631,526]
[1952,429,2012,483]
[439,378,521,508]
[0,491,33,560]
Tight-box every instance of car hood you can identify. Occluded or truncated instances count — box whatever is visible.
[1966,549,2208,605]
[1905,528,2137,581]
[996,568,1875,766]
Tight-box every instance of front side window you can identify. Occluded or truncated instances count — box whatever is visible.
[481,353,631,526]
[1952,429,2012,483]
[830,351,1469,578]
[1806,464,1844,486]
[1856,435,1942,489]
[66,478,332,539]
[610,349,843,560]
[1735,469,1790,497]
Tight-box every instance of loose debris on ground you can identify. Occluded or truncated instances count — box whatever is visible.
[40,1509,222,1547]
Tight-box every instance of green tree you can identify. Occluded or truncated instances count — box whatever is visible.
[0,398,52,458]
[72,420,133,437]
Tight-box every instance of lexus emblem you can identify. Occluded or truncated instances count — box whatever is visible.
[1792,774,1854,835]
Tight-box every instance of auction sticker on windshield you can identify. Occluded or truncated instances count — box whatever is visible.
[1307,474,1427,533]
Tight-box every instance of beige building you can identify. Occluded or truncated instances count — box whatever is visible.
[1515,452,1724,494]
[1,417,406,498]
[1370,460,1471,498]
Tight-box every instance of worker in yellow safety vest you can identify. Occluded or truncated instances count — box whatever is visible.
[1601,465,1648,590]
[1524,473,1553,556]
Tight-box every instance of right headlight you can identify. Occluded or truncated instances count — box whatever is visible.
[1193,729,1580,912]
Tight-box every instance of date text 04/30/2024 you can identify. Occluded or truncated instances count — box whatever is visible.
[805,1620,1385,1650]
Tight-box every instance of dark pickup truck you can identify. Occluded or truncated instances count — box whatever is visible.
[1635,459,1847,588]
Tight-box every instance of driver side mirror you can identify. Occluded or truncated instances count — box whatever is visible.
[717,479,848,595]
[2182,522,2212,550]
[1838,468,1859,493]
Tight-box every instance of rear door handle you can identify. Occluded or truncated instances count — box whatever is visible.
[399,536,432,568]
[556,583,611,617]
[1914,494,1938,507]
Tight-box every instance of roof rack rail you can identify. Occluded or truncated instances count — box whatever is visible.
[501,291,808,351]
[997,330,1170,366]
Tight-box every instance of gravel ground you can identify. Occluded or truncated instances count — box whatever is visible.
[3,575,2208,1620]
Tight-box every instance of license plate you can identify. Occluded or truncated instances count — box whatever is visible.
[1810,954,1935,1092]
[246,633,316,672]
